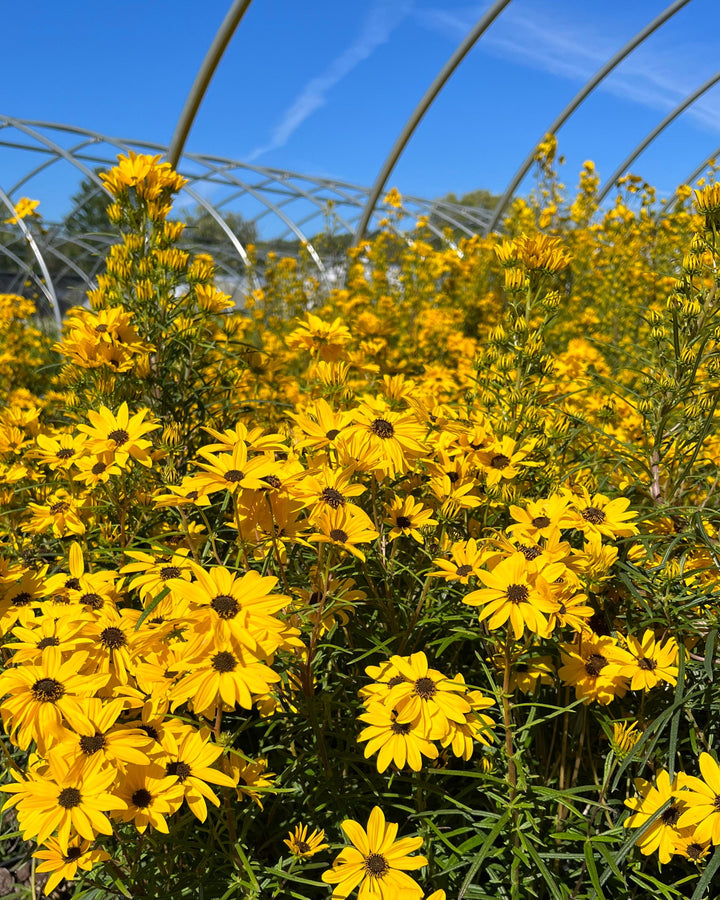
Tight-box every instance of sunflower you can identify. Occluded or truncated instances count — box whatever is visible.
[114,763,185,834]
[385,652,471,741]
[24,490,86,538]
[624,770,688,863]
[33,838,110,896]
[557,635,632,705]
[77,402,158,468]
[677,753,720,844]
[346,406,427,477]
[321,806,427,899]
[358,701,439,772]
[430,538,487,584]
[1,753,126,852]
[567,488,638,540]
[161,726,236,822]
[193,442,280,495]
[292,398,353,451]
[385,495,437,543]
[284,823,329,858]
[620,630,679,690]
[308,506,378,562]
[0,652,108,752]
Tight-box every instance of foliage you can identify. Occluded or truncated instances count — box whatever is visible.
[1,148,720,900]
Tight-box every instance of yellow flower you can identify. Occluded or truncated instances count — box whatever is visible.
[558,635,632,705]
[358,701,439,772]
[624,770,687,863]
[309,506,378,562]
[77,402,159,468]
[33,838,110,896]
[677,753,720,844]
[321,806,427,899]
[385,495,437,543]
[620,630,679,690]
[284,823,329,858]
[4,197,40,224]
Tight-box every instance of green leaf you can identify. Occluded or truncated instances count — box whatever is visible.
[584,841,607,899]
[690,845,720,900]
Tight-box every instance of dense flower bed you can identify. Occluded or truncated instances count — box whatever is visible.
[1,146,720,898]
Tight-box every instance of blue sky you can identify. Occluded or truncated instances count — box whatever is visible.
[3,0,720,222]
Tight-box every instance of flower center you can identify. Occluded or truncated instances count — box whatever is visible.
[132,788,152,808]
[91,461,107,475]
[37,636,60,649]
[58,787,82,809]
[581,507,606,524]
[12,591,32,606]
[532,515,551,528]
[32,677,65,703]
[325,428,340,440]
[490,454,510,469]
[56,448,74,459]
[166,761,193,782]
[320,487,345,508]
[80,733,107,755]
[100,626,127,650]
[370,418,394,439]
[414,676,437,699]
[507,584,529,603]
[364,852,389,877]
[387,675,405,688]
[584,653,608,677]
[108,428,129,446]
[638,657,657,671]
[211,650,238,673]
[50,501,70,515]
[329,528,348,543]
[224,469,245,483]
[296,840,311,853]
[211,594,239,619]
[64,847,83,862]
[160,566,181,580]
[395,515,412,529]
[456,564,472,577]
[687,843,704,860]
[660,804,681,826]
[714,795,720,812]
[81,592,104,609]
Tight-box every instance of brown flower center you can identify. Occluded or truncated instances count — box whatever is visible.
[64,847,83,862]
[50,501,70,515]
[108,428,129,446]
[660,804,681,826]
[518,545,541,561]
[456,564,473,577]
[532,515,551,528]
[320,487,345,509]
[211,651,237,673]
[687,842,704,860]
[364,852,389,877]
[490,454,510,469]
[160,566,181,580]
[132,788,152,808]
[32,677,65,703]
[12,591,32,606]
[80,733,107,755]
[211,594,239,619]
[329,528,348,543]
[224,469,245,483]
[100,626,127,650]
[166,761,192,782]
[395,515,412,529]
[584,654,608,677]
[638,657,657,671]
[507,584,529,603]
[387,675,405,688]
[91,461,107,475]
[261,475,282,489]
[37,636,60,649]
[581,507,606,525]
[414,676,437,699]
[296,840,311,854]
[58,787,82,809]
[56,448,74,459]
[370,418,394,439]
[81,592,104,610]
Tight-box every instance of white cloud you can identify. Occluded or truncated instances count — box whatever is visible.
[248,0,413,161]
[413,2,720,134]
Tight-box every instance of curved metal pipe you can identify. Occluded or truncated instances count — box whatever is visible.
[596,68,720,205]
[168,0,254,168]
[658,144,720,219]
[0,187,61,328]
[352,0,513,246]
[485,0,691,234]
